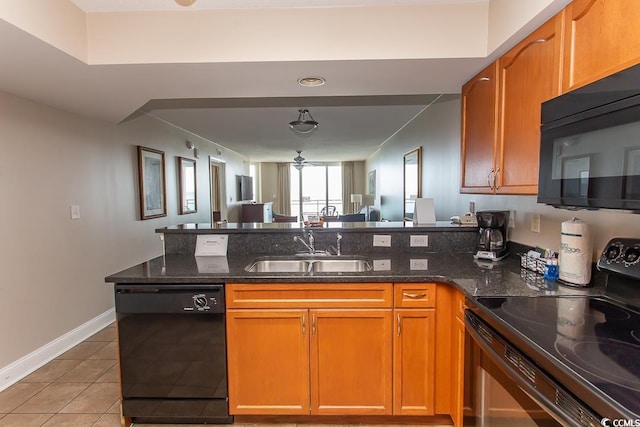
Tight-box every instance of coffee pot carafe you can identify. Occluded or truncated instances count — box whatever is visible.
[474,210,509,261]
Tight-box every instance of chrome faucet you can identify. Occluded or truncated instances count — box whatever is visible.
[294,230,315,254]
[336,233,342,256]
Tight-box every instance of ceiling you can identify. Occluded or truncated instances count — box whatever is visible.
[0,1,563,164]
[70,0,485,12]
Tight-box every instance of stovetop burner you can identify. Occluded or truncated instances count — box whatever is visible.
[555,336,640,392]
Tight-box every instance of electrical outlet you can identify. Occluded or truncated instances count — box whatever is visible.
[509,210,516,229]
[410,235,428,247]
[373,259,391,270]
[531,213,541,233]
[410,259,429,270]
[373,235,391,247]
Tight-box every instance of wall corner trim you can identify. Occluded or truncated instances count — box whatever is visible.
[0,308,115,392]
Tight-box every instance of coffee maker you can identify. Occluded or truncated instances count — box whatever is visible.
[474,210,509,261]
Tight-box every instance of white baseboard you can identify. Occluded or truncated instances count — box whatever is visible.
[0,308,115,392]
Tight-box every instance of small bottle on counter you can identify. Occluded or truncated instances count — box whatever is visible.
[544,258,559,281]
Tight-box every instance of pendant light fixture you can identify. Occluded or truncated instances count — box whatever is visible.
[289,109,319,134]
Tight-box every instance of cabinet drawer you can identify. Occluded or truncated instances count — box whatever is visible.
[394,283,436,308]
[226,283,393,309]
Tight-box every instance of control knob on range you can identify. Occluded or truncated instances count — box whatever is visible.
[597,238,640,280]
[623,247,640,266]
[603,244,622,262]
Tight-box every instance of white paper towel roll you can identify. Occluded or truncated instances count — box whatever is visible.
[559,218,592,286]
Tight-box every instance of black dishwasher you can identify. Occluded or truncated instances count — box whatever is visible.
[115,284,232,424]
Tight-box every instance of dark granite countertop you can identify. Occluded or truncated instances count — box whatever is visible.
[105,250,606,299]
[158,221,478,234]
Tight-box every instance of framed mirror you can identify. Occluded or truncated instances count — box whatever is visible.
[178,157,197,214]
[403,147,422,220]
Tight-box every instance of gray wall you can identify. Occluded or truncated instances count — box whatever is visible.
[0,89,248,369]
[366,95,640,256]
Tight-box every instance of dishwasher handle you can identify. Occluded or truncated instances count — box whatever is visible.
[115,285,225,314]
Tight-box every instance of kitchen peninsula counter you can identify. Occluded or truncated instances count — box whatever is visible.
[105,221,606,297]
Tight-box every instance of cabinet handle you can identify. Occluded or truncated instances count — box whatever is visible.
[302,313,306,335]
[312,314,316,336]
[403,292,427,299]
[487,168,495,190]
[494,167,500,191]
[397,313,401,336]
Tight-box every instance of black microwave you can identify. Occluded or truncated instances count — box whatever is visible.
[538,63,640,211]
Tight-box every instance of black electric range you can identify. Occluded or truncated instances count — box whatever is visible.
[469,238,640,423]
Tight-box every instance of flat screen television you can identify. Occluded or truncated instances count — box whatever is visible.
[238,175,254,201]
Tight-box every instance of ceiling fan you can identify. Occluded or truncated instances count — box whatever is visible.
[292,150,325,170]
[293,150,306,170]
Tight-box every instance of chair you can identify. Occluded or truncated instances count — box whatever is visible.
[320,205,337,217]
[338,213,366,222]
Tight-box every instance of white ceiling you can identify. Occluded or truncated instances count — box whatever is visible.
[0,1,562,164]
[70,0,485,12]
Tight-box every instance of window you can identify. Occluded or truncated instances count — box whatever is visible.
[290,164,342,219]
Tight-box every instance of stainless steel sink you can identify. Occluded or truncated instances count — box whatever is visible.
[244,258,309,273]
[244,256,372,273]
[311,259,371,272]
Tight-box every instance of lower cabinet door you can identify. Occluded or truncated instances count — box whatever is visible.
[310,309,393,415]
[451,316,466,426]
[393,309,436,415]
[226,309,310,415]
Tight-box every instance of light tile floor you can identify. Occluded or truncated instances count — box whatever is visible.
[0,324,121,427]
[0,323,449,427]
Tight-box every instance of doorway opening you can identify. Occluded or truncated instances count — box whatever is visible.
[209,157,226,223]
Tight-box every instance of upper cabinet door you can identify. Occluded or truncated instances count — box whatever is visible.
[460,62,499,194]
[496,13,563,195]
[563,0,640,93]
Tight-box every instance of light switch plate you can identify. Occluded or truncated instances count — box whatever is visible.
[373,235,391,247]
[410,235,428,247]
[70,205,80,219]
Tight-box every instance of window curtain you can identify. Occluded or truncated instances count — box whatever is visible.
[275,163,291,215]
[342,161,355,213]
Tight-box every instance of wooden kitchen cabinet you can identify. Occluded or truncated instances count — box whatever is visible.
[450,291,466,427]
[563,0,640,93]
[226,309,310,415]
[460,62,499,193]
[495,12,563,194]
[225,283,393,416]
[460,13,562,195]
[393,283,436,415]
[310,309,393,415]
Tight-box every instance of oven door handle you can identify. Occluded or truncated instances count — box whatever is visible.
[465,312,599,427]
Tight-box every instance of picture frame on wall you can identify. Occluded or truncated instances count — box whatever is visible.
[138,146,167,220]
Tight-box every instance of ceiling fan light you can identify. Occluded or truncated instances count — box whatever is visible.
[289,109,319,134]
[293,150,306,169]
